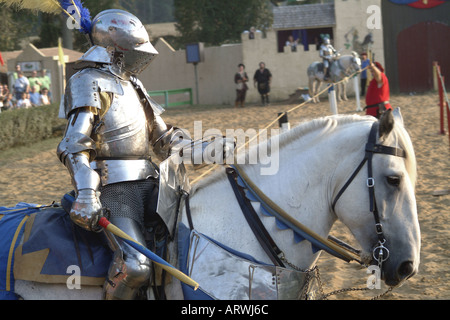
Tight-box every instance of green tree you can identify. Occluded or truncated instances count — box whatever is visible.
[0,7,38,51]
[174,0,273,47]
[32,13,61,49]
[119,0,174,24]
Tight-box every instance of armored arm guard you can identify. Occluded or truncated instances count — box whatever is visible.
[129,74,235,166]
[57,107,102,232]
[151,118,235,168]
[319,46,325,58]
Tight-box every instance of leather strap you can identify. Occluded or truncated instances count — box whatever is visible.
[226,167,285,267]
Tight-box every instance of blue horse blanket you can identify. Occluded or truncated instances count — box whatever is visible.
[0,201,112,300]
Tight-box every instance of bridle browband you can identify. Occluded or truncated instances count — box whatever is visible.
[332,121,406,267]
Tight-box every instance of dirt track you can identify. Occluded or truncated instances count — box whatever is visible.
[0,92,448,299]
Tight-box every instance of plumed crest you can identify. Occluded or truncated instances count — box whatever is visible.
[58,0,92,34]
[0,0,92,34]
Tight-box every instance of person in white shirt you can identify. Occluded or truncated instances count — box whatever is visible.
[13,71,30,100]
[17,92,32,109]
[40,87,51,105]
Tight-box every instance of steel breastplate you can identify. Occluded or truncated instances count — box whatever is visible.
[92,79,157,185]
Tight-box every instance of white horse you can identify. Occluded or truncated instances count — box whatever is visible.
[307,52,361,103]
[12,109,420,300]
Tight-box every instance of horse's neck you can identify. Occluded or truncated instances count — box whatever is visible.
[244,132,341,235]
[334,56,353,74]
[186,120,368,269]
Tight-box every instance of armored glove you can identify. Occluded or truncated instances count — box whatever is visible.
[70,189,102,232]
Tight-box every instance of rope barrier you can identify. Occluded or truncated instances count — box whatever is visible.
[190,66,368,185]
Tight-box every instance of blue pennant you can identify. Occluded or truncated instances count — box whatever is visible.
[259,205,272,217]
[293,232,306,243]
[244,189,259,202]
[311,244,322,254]
[275,218,289,230]
[236,176,246,188]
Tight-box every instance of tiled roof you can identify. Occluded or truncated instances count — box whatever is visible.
[272,3,336,30]
[0,46,83,74]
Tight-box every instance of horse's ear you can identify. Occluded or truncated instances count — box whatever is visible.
[392,107,404,126]
[379,108,394,139]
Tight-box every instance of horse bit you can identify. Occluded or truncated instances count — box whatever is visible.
[331,121,406,269]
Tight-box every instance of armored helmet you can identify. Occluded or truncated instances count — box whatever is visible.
[90,9,158,75]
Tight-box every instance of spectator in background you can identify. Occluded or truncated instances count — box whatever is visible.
[40,87,51,105]
[13,71,30,100]
[3,93,15,110]
[0,83,4,112]
[360,52,370,96]
[28,70,42,93]
[12,64,21,81]
[39,69,51,98]
[365,61,392,118]
[2,84,9,96]
[17,92,32,109]
[246,26,262,40]
[234,63,249,108]
[248,27,256,39]
[29,86,41,106]
[0,83,8,102]
[285,35,298,52]
[253,62,272,106]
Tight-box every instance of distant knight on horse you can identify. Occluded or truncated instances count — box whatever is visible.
[319,38,338,81]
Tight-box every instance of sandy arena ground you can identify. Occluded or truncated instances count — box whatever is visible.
[0,91,448,299]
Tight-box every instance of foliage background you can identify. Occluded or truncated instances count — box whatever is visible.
[0,0,276,52]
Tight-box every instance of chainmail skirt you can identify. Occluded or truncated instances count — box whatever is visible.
[99,178,159,231]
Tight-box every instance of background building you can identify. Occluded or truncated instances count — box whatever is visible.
[2,0,448,107]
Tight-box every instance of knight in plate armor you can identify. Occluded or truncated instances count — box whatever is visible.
[319,38,337,80]
[57,9,233,300]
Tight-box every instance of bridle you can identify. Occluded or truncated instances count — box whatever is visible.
[222,120,406,271]
[331,121,406,268]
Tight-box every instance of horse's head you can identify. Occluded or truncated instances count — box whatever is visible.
[350,51,361,72]
[333,109,420,287]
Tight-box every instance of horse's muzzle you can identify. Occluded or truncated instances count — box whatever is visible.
[384,260,417,286]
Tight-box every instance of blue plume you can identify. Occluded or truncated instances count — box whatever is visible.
[59,0,92,34]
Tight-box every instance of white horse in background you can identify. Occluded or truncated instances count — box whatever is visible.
[307,52,361,103]
[13,109,420,300]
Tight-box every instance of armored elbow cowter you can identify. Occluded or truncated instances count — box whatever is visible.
[57,109,102,231]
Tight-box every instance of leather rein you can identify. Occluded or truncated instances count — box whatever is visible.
[225,121,406,269]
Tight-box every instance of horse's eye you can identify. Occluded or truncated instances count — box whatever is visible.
[386,175,401,187]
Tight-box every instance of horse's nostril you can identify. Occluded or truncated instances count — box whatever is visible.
[398,261,415,279]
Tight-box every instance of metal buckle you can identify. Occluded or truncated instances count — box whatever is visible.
[367,177,375,187]
[375,223,383,234]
